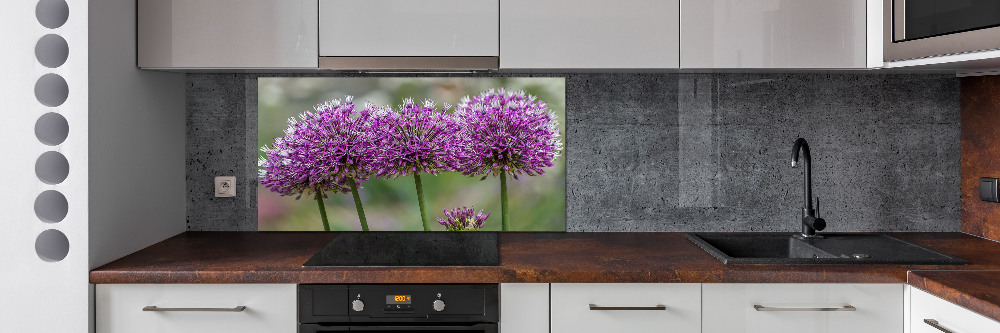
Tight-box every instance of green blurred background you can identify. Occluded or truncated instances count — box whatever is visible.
[257,77,566,231]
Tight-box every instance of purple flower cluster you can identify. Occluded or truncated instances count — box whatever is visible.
[455,88,563,180]
[437,206,490,231]
[258,88,561,231]
[258,97,376,199]
[373,98,464,178]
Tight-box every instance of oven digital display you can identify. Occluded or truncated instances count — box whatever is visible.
[386,295,412,304]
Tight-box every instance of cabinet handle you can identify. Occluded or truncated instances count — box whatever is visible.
[924,319,955,333]
[753,305,856,312]
[589,304,667,311]
[143,306,247,312]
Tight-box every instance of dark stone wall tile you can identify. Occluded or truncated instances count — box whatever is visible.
[186,73,960,232]
[186,74,256,231]
[565,74,678,125]
[565,124,679,231]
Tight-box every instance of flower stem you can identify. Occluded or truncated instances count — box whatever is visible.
[348,178,370,231]
[500,170,509,231]
[315,189,331,231]
[414,173,430,231]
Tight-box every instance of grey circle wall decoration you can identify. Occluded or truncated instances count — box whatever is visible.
[35,34,69,68]
[34,190,68,223]
[34,73,69,107]
[36,0,69,29]
[35,151,69,184]
[35,229,69,262]
[35,112,69,146]
[34,0,73,266]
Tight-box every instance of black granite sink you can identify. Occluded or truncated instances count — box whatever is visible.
[686,233,966,265]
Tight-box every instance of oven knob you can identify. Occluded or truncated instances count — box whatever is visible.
[352,299,365,312]
[432,299,446,312]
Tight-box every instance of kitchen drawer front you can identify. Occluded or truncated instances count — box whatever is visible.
[550,283,701,333]
[911,288,1000,333]
[96,284,297,333]
[702,283,903,333]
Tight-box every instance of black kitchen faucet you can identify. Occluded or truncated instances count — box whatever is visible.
[791,138,826,238]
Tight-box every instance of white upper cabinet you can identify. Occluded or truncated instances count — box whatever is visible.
[681,0,874,68]
[137,0,318,69]
[135,0,886,69]
[319,0,499,57]
[500,0,680,69]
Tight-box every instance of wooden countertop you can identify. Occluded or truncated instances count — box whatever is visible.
[91,231,1000,284]
[90,232,1000,322]
[908,270,1000,323]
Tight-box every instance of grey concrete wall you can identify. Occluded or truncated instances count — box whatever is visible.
[186,74,258,231]
[187,73,960,232]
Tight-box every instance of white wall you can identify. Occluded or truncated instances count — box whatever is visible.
[0,0,185,331]
[88,0,186,270]
[0,0,90,331]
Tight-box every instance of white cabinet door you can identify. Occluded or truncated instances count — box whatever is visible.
[551,283,701,333]
[319,0,499,57]
[500,284,549,333]
[681,0,869,68]
[501,0,680,69]
[702,283,903,333]
[911,287,1000,333]
[138,0,318,69]
[96,284,297,333]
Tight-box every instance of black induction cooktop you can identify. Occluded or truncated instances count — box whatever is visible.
[303,232,500,267]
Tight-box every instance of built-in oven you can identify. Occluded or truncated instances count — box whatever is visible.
[884,0,1000,61]
[299,284,498,333]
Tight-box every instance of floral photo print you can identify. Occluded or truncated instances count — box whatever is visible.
[257,77,566,231]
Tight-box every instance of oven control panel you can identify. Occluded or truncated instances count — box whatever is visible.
[299,284,498,323]
[362,289,448,315]
[384,294,414,312]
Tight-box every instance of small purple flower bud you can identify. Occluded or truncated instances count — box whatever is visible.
[437,206,491,231]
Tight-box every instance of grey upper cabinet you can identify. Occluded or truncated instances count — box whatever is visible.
[680,0,878,69]
[138,0,318,69]
[317,0,500,70]
[319,0,499,57]
[500,0,680,69]
[135,0,883,70]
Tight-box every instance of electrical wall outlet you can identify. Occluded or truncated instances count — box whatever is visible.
[981,177,999,202]
[215,176,236,197]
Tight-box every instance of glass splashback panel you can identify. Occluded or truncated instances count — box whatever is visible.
[257,77,566,232]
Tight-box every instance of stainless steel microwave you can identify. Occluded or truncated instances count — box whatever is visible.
[884,0,1000,62]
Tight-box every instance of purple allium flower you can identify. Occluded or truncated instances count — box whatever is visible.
[257,96,376,199]
[437,206,490,231]
[373,98,464,178]
[455,88,563,180]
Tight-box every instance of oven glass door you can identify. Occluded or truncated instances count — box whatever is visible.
[900,0,1000,41]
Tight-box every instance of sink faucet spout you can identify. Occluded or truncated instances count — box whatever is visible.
[791,138,825,237]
